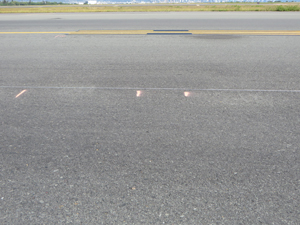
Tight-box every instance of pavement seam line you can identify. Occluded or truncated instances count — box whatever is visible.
[2,86,300,93]
[1,30,300,35]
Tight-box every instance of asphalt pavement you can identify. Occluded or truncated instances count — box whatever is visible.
[0,12,300,224]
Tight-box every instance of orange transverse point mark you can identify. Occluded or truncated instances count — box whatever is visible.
[136,90,142,97]
[184,92,190,97]
[15,89,27,98]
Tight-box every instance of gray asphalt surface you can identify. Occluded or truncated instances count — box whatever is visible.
[1,12,300,224]
[1,12,300,31]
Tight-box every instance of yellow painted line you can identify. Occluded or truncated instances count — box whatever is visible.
[1,30,300,35]
[71,30,152,35]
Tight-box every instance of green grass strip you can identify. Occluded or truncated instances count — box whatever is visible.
[0,3,300,13]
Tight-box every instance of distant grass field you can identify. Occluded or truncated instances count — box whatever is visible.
[0,3,300,13]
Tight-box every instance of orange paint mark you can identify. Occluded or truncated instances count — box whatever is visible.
[184,91,190,97]
[15,90,27,98]
[136,90,142,97]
